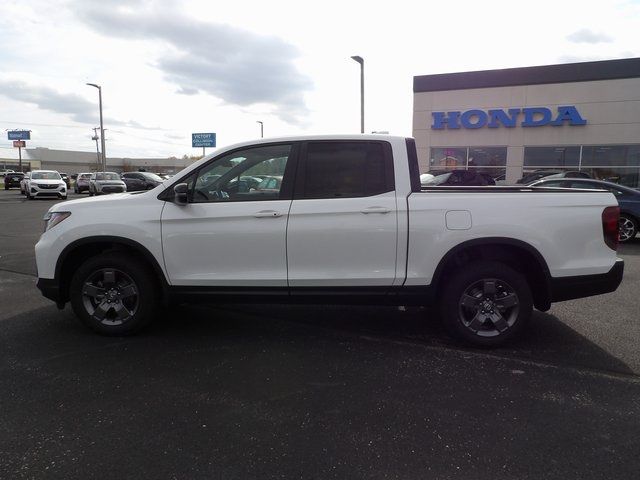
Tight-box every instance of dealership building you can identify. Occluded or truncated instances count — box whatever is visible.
[0,148,194,174]
[413,57,640,186]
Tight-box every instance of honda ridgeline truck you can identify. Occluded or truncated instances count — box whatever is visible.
[35,135,624,347]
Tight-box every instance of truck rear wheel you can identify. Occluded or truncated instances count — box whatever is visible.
[439,261,532,347]
[69,253,159,335]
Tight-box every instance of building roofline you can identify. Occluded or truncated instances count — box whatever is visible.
[413,57,640,93]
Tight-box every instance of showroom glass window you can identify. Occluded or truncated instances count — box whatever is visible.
[430,148,467,170]
[429,146,506,180]
[581,145,640,188]
[521,144,640,188]
[523,147,580,168]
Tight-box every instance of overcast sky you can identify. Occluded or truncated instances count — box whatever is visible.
[1,0,639,159]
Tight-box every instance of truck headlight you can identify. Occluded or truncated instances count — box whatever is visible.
[43,211,71,232]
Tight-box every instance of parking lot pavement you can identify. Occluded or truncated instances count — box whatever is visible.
[1,188,640,479]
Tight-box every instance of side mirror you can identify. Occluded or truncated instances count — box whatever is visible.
[173,183,189,205]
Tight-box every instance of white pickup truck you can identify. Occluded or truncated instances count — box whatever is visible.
[36,135,624,346]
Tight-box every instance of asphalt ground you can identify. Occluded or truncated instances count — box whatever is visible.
[1,188,639,479]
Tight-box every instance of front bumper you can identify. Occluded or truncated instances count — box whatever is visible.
[96,184,126,194]
[550,259,624,302]
[36,277,64,304]
[31,184,66,197]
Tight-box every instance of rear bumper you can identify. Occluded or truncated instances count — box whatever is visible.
[550,259,624,302]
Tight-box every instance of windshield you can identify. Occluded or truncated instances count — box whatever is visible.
[140,172,163,182]
[96,172,120,181]
[31,172,61,180]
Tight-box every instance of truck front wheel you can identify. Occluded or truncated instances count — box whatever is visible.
[439,261,532,347]
[69,253,159,335]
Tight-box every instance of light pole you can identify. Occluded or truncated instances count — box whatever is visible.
[87,83,106,171]
[256,120,264,138]
[351,56,364,134]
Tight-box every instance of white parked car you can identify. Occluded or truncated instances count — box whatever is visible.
[24,170,67,200]
[20,172,30,194]
[35,135,623,347]
[89,172,127,195]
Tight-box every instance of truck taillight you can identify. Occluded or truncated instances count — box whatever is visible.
[602,206,620,251]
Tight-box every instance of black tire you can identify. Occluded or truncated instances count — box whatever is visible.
[4,185,8,190]
[618,214,638,243]
[69,253,159,335]
[439,261,532,347]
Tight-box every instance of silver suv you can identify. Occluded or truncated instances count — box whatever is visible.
[89,172,127,196]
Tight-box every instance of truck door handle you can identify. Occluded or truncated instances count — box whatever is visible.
[254,210,282,218]
[360,206,391,214]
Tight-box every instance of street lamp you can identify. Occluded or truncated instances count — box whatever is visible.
[256,120,264,138]
[351,55,364,134]
[86,83,106,171]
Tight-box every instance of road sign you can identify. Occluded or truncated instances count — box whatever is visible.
[192,132,216,148]
[8,130,30,140]
[13,140,25,148]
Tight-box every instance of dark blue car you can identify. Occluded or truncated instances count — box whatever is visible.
[530,177,640,243]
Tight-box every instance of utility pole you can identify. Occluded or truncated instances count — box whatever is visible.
[350,56,365,134]
[92,128,101,167]
[87,83,107,171]
[256,121,264,138]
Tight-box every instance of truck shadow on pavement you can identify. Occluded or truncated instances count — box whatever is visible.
[198,303,636,377]
[4,301,633,378]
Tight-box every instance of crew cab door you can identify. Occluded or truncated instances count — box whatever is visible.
[287,140,398,287]
[161,143,297,286]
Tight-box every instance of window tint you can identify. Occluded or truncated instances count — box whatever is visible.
[190,144,291,203]
[302,142,392,199]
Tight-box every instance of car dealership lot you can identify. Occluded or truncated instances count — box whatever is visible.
[1,188,639,479]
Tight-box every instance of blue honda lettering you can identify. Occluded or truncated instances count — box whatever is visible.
[431,106,586,129]
[488,108,521,128]
[522,107,552,127]
[551,106,587,126]
[431,111,461,130]
[460,110,488,129]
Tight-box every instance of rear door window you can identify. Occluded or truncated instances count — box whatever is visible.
[297,141,394,199]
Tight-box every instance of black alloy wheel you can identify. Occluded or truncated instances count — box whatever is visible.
[70,253,159,335]
[440,261,532,347]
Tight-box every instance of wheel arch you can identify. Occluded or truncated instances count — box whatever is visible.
[55,236,169,303]
[430,237,552,311]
